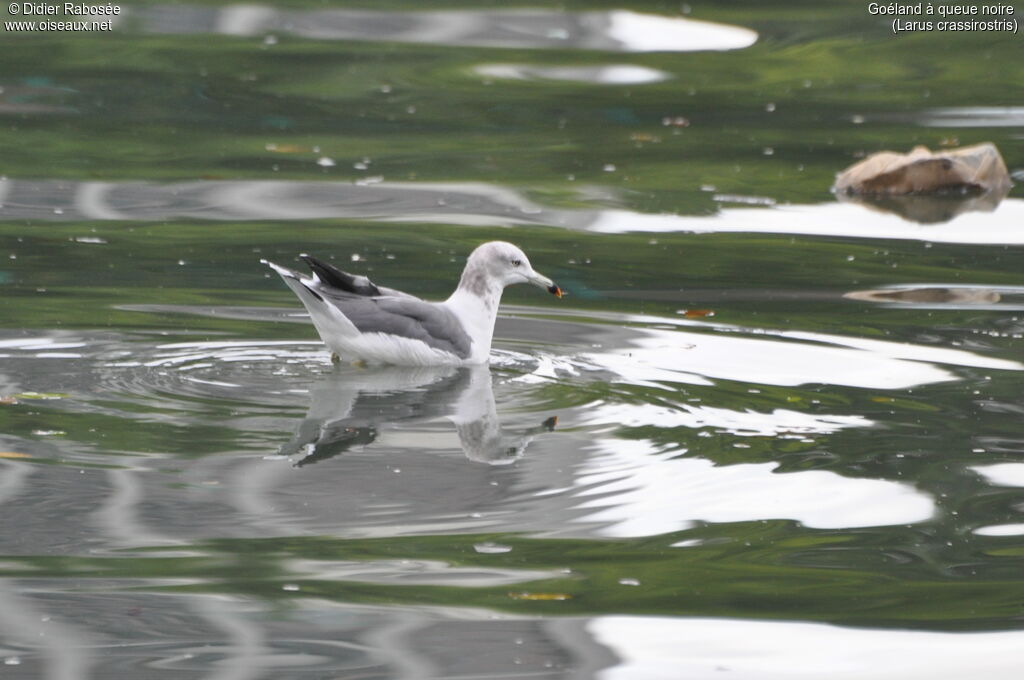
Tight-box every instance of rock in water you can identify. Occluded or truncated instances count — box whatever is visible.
[833,143,1010,195]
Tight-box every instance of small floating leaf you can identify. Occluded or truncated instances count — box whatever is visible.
[678,309,715,318]
[265,143,310,153]
[508,591,571,601]
[0,452,32,459]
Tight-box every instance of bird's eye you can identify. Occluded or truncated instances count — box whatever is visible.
[511,258,522,267]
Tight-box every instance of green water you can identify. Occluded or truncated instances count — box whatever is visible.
[1,1,1024,677]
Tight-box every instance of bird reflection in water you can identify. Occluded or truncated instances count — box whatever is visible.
[277,364,557,466]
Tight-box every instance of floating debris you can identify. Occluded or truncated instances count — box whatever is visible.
[833,143,1010,196]
[629,132,662,144]
[845,287,1001,305]
[832,144,1012,223]
[678,309,716,318]
[265,143,310,153]
[508,591,572,601]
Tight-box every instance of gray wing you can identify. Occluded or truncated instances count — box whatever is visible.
[320,290,472,359]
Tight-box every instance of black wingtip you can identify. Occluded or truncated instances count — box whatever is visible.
[299,254,383,296]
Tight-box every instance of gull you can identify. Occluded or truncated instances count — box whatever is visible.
[263,241,562,366]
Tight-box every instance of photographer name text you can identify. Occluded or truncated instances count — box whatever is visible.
[5,3,120,32]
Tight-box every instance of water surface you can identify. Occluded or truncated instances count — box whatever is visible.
[2,1,1024,678]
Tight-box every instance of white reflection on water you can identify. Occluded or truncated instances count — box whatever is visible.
[971,463,1024,487]
[4,177,1022,243]
[0,582,95,680]
[580,325,955,389]
[574,439,933,536]
[576,320,1022,390]
[120,5,756,53]
[912,107,1024,128]
[590,616,1024,680]
[474,63,672,85]
[973,523,1024,537]
[588,403,870,436]
[588,200,1024,243]
[606,10,757,51]
[285,557,559,587]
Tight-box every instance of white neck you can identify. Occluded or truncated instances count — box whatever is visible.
[445,284,503,364]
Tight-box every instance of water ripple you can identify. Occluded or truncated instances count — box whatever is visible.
[122,6,757,53]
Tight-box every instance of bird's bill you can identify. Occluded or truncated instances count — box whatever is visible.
[527,271,563,298]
